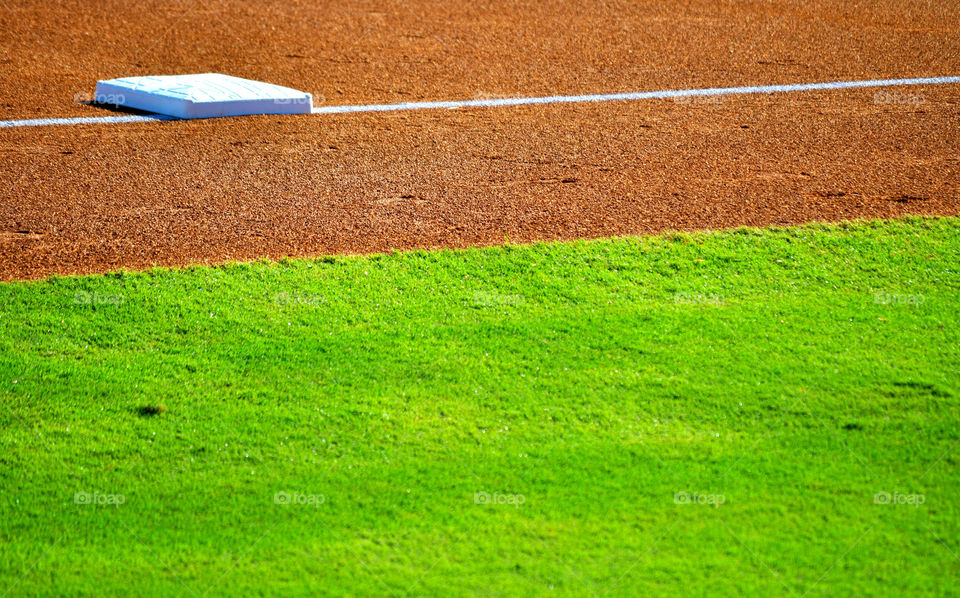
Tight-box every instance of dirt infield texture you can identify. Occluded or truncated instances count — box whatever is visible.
[2,0,959,280]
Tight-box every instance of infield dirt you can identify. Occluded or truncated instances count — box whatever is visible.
[2,0,958,280]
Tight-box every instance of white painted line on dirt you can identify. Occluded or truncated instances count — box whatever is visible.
[1,76,958,128]
[313,76,960,114]
[0,114,176,128]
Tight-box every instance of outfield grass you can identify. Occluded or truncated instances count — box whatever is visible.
[1,217,958,596]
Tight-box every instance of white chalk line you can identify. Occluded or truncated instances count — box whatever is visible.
[312,76,960,114]
[0,113,177,128]
[1,76,958,129]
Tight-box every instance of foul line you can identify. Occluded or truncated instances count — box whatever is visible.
[313,76,960,114]
[1,76,958,129]
[0,114,177,128]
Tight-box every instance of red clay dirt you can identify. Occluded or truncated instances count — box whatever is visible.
[1,0,959,280]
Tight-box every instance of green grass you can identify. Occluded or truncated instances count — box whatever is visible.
[1,216,958,596]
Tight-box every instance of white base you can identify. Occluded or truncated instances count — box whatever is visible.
[93,74,313,119]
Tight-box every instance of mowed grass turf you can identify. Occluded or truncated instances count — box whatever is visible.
[1,217,958,596]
